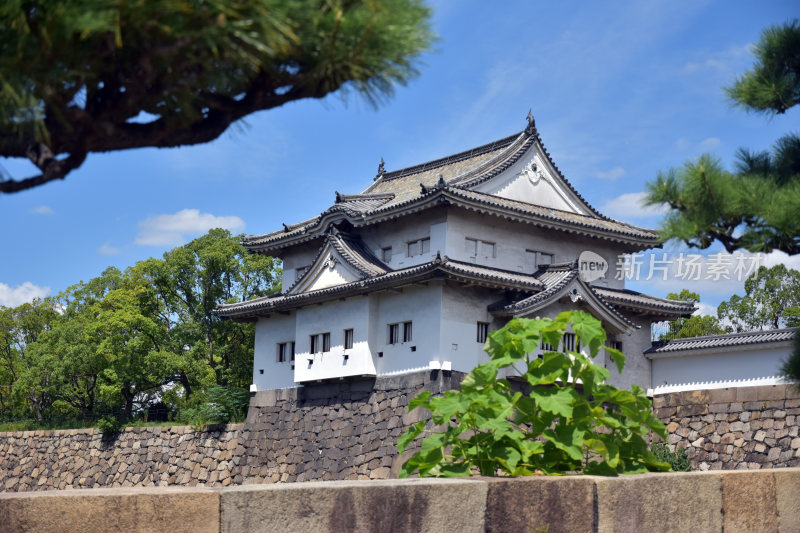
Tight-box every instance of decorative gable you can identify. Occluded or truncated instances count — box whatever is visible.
[289,249,365,294]
[287,229,389,295]
[471,146,591,215]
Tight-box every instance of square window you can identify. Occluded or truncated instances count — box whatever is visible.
[403,321,413,342]
[477,322,489,343]
[344,329,354,350]
[388,323,399,344]
[478,240,495,258]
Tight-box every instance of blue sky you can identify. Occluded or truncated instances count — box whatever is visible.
[1,0,798,313]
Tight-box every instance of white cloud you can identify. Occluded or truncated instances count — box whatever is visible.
[682,44,751,73]
[601,192,669,221]
[135,209,245,247]
[0,282,50,307]
[31,205,54,215]
[98,243,121,255]
[595,167,626,180]
[693,301,717,317]
[698,137,721,150]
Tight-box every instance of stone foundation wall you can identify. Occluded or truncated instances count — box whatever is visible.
[0,370,461,492]
[3,375,799,493]
[653,384,800,471]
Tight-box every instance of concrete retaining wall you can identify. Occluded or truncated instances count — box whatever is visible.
[653,384,800,471]
[2,469,799,533]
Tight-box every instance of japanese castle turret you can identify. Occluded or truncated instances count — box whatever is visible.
[217,113,694,392]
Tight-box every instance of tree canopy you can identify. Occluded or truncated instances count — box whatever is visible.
[661,289,725,339]
[645,21,800,255]
[717,264,800,332]
[0,0,435,193]
[0,229,279,426]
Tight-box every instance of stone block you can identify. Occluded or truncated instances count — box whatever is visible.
[595,471,722,533]
[220,478,487,533]
[774,468,800,532]
[0,487,220,533]
[708,388,737,404]
[720,471,778,533]
[484,476,596,533]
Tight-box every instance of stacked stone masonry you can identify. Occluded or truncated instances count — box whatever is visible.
[2,374,799,493]
[0,371,461,492]
[653,384,800,471]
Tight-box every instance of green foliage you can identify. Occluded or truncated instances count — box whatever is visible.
[725,20,800,115]
[646,21,800,255]
[662,290,725,340]
[0,0,435,193]
[181,386,250,426]
[0,229,279,427]
[780,334,800,392]
[717,265,800,332]
[397,311,670,477]
[649,443,691,472]
[96,415,122,438]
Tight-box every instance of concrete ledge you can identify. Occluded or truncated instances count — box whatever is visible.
[2,469,799,533]
[0,486,220,533]
[220,478,487,533]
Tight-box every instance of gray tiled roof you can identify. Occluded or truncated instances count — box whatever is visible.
[646,328,798,354]
[216,254,543,320]
[242,117,659,253]
[594,287,696,317]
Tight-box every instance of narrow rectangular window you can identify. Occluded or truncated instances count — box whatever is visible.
[403,321,413,342]
[563,333,577,352]
[290,341,295,361]
[322,332,331,352]
[477,322,489,343]
[541,342,555,352]
[276,342,287,363]
[344,329,354,350]
[388,323,399,344]
[610,341,623,352]
[421,238,430,254]
[465,238,478,256]
[310,334,319,354]
[381,247,392,262]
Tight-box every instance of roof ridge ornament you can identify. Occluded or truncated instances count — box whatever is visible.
[335,191,342,203]
[282,223,290,232]
[375,157,385,181]
[525,108,537,136]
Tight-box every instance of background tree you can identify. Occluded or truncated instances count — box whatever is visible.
[661,289,725,339]
[0,0,435,193]
[717,264,800,332]
[0,229,279,426]
[645,21,800,255]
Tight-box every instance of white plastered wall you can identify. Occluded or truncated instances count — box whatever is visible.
[649,342,792,394]
[252,313,297,391]
[444,211,627,289]
[294,296,375,382]
[440,285,499,371]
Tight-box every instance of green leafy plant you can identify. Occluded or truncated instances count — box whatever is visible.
[96,415,122,438]
[649,443,691,472]
[182,385,250,427]
[398,311,671,477]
